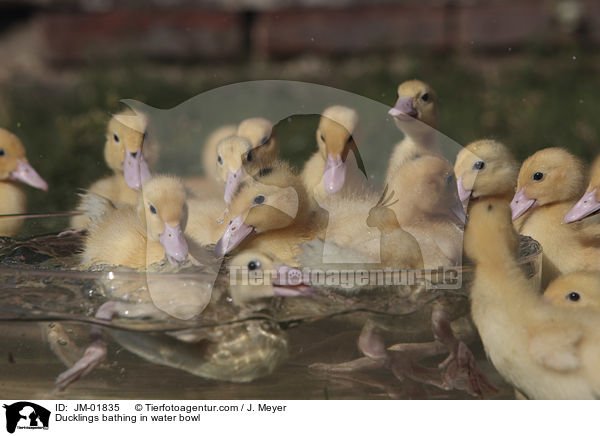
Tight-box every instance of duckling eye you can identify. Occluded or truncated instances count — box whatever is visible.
[113,133,120,143]
[260,136,269,146]
[346,136,353,145]
[421,93,430,102]
[253,195,265,205]
[247,260,261,271]
[566,291,580,302]
[143,131,148,140]
[533,172,544,181]
[217,155,223,165]
[473,161,485,171]
[0,149,5,157]
[445,174,455,185]
[149,204,157,215]
[246,150,253,162]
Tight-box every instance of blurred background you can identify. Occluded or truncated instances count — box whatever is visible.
[0,0,599,222]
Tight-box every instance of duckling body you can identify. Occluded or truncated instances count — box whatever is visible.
[81,175,188,268]
[465,199,600,399]
[0,128,48,236]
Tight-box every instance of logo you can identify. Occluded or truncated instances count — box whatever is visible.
[3,402,50,434]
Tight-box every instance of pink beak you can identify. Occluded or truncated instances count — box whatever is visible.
[159,223,188,266]
[388,97,417,119]
[457,176,472,203]
[564,189,600,224]
[124,150,151,191]
[272,264,317,298]
[214,214,254,258]
[10,159,48,191]
[511,188,537,221]
[323,154,347,195]
[224,167,243,204]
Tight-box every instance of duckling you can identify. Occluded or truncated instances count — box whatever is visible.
[388,155,466,268]
[81,175,188,268]
[215,162,314,264]
[301,105,367,202]
[511,148,599,284]
[454,139,519,204]
[385,80,439,183]
[71,110,158,229]
[0,128,48,236]
[465,198,600,399]
[564,155,600,225]
[543,272,600,311]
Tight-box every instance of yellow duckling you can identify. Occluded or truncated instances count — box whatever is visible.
[386,80,439,183]
[388,155,466,268]
[465,198,600,399]
[564,155,600,225]
[544,272,600,311]
[0,128,48,236]
[71,110,158,229]
[511,148,599,284]
[301,105,367,202]
[81,175,188,268]
[454,139,519,204]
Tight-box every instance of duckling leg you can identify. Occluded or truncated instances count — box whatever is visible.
[431,304,497,398]
[54,302,117,392]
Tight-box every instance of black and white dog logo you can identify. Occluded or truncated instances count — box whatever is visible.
[3,402,50,434]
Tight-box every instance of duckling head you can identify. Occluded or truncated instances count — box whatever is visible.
[316,105,360,195]
[0,128,48,190]
[216,135,253,204]
[214,174,301,257]
[104,110,154,191]
[564,156,600,223]
[454,139,518,202]
[237,117,279,164]
[544,272,600,311]
[388,80,438,136]
[138,175,189,266]
[228,250,315,306]
[511,148,586,221]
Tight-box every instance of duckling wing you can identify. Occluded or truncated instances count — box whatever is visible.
[528,325,583,372]
[77,192,118,224]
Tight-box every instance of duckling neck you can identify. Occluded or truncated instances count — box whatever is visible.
[0,181,26,215]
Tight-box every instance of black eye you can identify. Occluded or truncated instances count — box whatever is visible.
[113,133,120,143]
[320,133,325,143]
[217,155,223,165]
[533,172,544,181]
[445,174,454,185]
[0,149,5,157]
[247,260,261,271]
[149,204,157,215]
[473,161,485,171]
[246,151,253,162]
[253,195,265,205]
[566,292,580,302]
[346,136,353,145]
[421,93,430,102]
[260,136,269,146]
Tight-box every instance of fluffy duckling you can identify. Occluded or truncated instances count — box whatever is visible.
[465,198,600,399]
[511,148,599,284]
[215,162,314,264]
[71,110,158,229]
[386,80,439,183]
[388,155,466,268]
[543,272,600,311]
[0,128,48,236]
[81,175,188,268]
[454,139,518,204]
[302,105,367,202]
[564,155,600,225]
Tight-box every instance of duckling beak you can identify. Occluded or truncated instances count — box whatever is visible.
[457,176,472,203]
[323,154,347,194]
[214,214,254,257]
[388,97,417,120]
[273,265,317,297]
[224,167,244,204]
[10,159,48,191]
[511,188,537,221]
[564,189,600,224]
[124,149,151,190]
[159,223,188,266]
